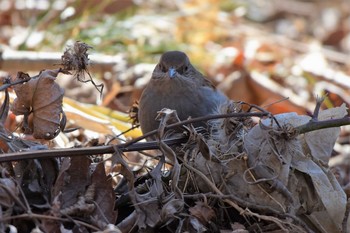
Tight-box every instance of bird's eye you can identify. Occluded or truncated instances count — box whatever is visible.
[158,64,166,72]
[183,65,188,72]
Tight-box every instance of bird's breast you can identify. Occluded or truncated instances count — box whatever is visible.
[138,77,227,134]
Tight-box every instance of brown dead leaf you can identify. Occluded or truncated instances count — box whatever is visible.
[216,70,308,114]
[53,156,91,210]
[249,43,280,73]
[40,195,61,233]
[197,134,212,161]
[91,163,118,225]
[11,69,65,139]
[13,158,58,209]
[189,201,215,224]
[249,71,308,114]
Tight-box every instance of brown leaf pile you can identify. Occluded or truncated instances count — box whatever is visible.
[112,102,349,232]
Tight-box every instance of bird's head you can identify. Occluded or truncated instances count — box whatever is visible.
[156,51,191,78]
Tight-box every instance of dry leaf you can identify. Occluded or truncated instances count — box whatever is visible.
[53,156,91,210]
[91,163,118,224]
[11,69,65,139]
[303,103,348,163]
[244,109,348,233]
[189,201,215,224]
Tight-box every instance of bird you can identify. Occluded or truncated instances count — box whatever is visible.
[138,51,228,135]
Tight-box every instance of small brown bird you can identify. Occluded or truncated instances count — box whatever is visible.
[138,51,228,135]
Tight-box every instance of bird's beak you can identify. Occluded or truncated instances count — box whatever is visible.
[168,67,176,78]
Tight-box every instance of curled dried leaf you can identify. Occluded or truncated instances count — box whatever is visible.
[11,69,65,139]
[189,201,215,224]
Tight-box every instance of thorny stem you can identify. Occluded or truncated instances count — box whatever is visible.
[0,137,188,162]
[312,95,326,120]
[295,116,350,134]
[270,95,349,135]
[0,76,31,91]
